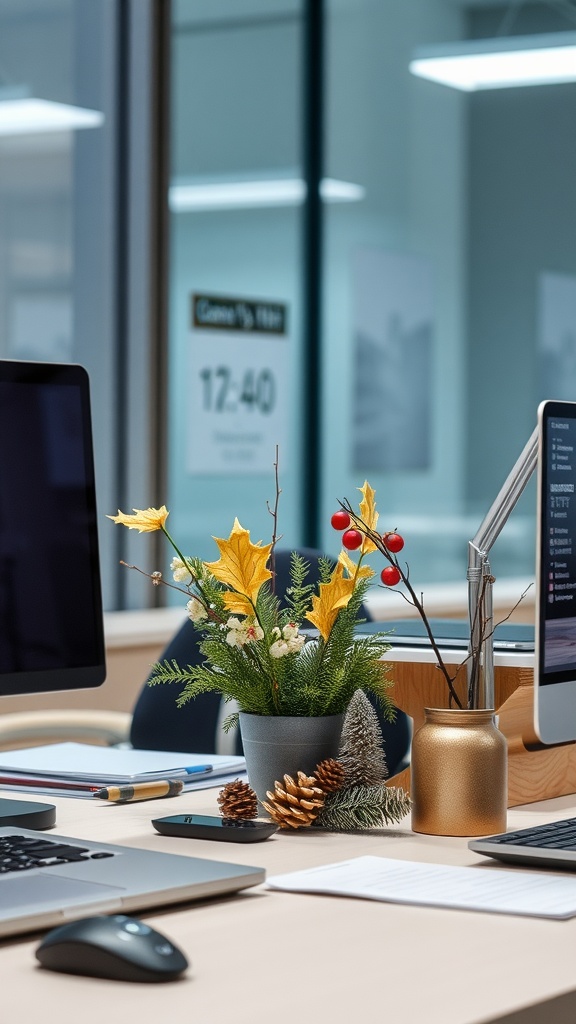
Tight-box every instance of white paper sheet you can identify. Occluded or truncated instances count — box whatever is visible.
[267,855,576,919]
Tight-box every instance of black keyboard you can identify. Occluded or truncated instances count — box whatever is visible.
[0,834,115,874]
[469,817,576,869]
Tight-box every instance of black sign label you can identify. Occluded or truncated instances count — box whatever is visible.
[192,294,287,335]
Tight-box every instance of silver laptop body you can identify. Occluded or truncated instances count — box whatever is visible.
[0,826,264,938]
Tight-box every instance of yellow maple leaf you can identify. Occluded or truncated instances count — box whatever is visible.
[338,550,374,581]
[305,563,356,641]
[221,591,256,617]
[205,518,272,614]
[358,480,379,554]
[107,506,169,532]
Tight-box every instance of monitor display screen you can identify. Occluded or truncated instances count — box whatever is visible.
[0,360,105,695]
[537,401,576,683]
[535,399,576,744]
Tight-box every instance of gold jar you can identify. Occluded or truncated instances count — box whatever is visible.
[411,708,507,837]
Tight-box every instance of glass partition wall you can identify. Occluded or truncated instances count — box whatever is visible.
[2,1,573,611]
[317,0,576,598]
[0,0,167,611]
[167,0,305,565]
[169,0,576,611]
[0,0,120,607]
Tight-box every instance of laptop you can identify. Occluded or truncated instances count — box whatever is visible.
[0,824,265,938]
[353,618,534,651]
[468,817,576,871]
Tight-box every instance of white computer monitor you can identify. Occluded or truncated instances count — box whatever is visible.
[534,398,576,744]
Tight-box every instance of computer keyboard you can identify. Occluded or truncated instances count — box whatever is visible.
[0,834,115,873]
[469,817,576,869]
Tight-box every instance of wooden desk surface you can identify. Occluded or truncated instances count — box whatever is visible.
[3,787,576,1024]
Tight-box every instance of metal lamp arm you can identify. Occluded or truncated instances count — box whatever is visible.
[467,425,538,709]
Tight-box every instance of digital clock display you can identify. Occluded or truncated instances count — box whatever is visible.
[199,366,276,415]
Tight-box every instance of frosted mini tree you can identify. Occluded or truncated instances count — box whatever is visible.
[338,689,388,787]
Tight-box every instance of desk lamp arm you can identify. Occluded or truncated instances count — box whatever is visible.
[467,426,538,709]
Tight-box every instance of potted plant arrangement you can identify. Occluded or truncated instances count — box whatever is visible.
[108,479,397,808]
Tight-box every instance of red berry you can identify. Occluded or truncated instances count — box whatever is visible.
[342,529,362,550]
[383,532,404,553]
[381,566,401,586]
[331,510,351,531]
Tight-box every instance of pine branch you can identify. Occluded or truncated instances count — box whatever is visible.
[282,551,316,623]
[315,784,411,830]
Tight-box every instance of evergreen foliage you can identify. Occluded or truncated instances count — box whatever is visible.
[315,784,411,830]
[148,556,395,724]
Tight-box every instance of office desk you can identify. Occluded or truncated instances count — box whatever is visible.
[3,788,576,1024]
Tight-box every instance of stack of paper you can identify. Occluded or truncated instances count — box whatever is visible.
[0,742,246,798]
[267,855,576,919]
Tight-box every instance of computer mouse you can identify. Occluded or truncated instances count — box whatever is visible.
[35,914,189,983]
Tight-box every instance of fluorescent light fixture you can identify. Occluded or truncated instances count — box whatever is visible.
[409,31,576,91]
[169,177,365,211]
[0,90,104,136]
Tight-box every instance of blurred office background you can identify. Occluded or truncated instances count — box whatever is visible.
[0,0,573,613]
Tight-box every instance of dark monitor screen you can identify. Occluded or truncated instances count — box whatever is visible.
[0,360,106,696]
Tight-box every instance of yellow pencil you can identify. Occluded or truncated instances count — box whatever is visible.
[93,779,184,803]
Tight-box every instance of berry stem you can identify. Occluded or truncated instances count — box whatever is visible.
[339,499,464,709]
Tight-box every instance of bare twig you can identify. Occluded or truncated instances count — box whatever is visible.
[119,561,224,624]
[266,445,283,591]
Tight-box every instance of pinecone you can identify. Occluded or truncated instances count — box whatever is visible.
[314,758,345,793]
[261,772,325,829]
[217,779,258,820]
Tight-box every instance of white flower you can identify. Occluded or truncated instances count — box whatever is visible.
[288,633,305,653]
[171,556,193,585]
[226,617,263,647]
[186,597,207,623]
[270,639,290,659]
[269,627,305,658]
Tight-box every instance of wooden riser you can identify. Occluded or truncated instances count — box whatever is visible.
[385,660,576,807]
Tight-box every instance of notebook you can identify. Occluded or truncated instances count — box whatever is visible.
[0,742,246,795]
[0,824,264,938]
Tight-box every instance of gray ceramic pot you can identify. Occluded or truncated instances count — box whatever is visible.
[239,711,344,806]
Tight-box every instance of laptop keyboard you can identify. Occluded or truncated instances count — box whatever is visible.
[0,834,115,873]
[484,818,576,850]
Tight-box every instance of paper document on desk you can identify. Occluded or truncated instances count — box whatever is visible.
[267,855,576,919]
[0,742,245,793]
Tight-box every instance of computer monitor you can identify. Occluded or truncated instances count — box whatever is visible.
[535,399,576,744]
[0,360,106,696]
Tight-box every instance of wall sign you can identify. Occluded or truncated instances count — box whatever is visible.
[187,293,289,474]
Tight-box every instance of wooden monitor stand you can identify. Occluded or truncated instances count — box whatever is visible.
[386,656,576,807]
